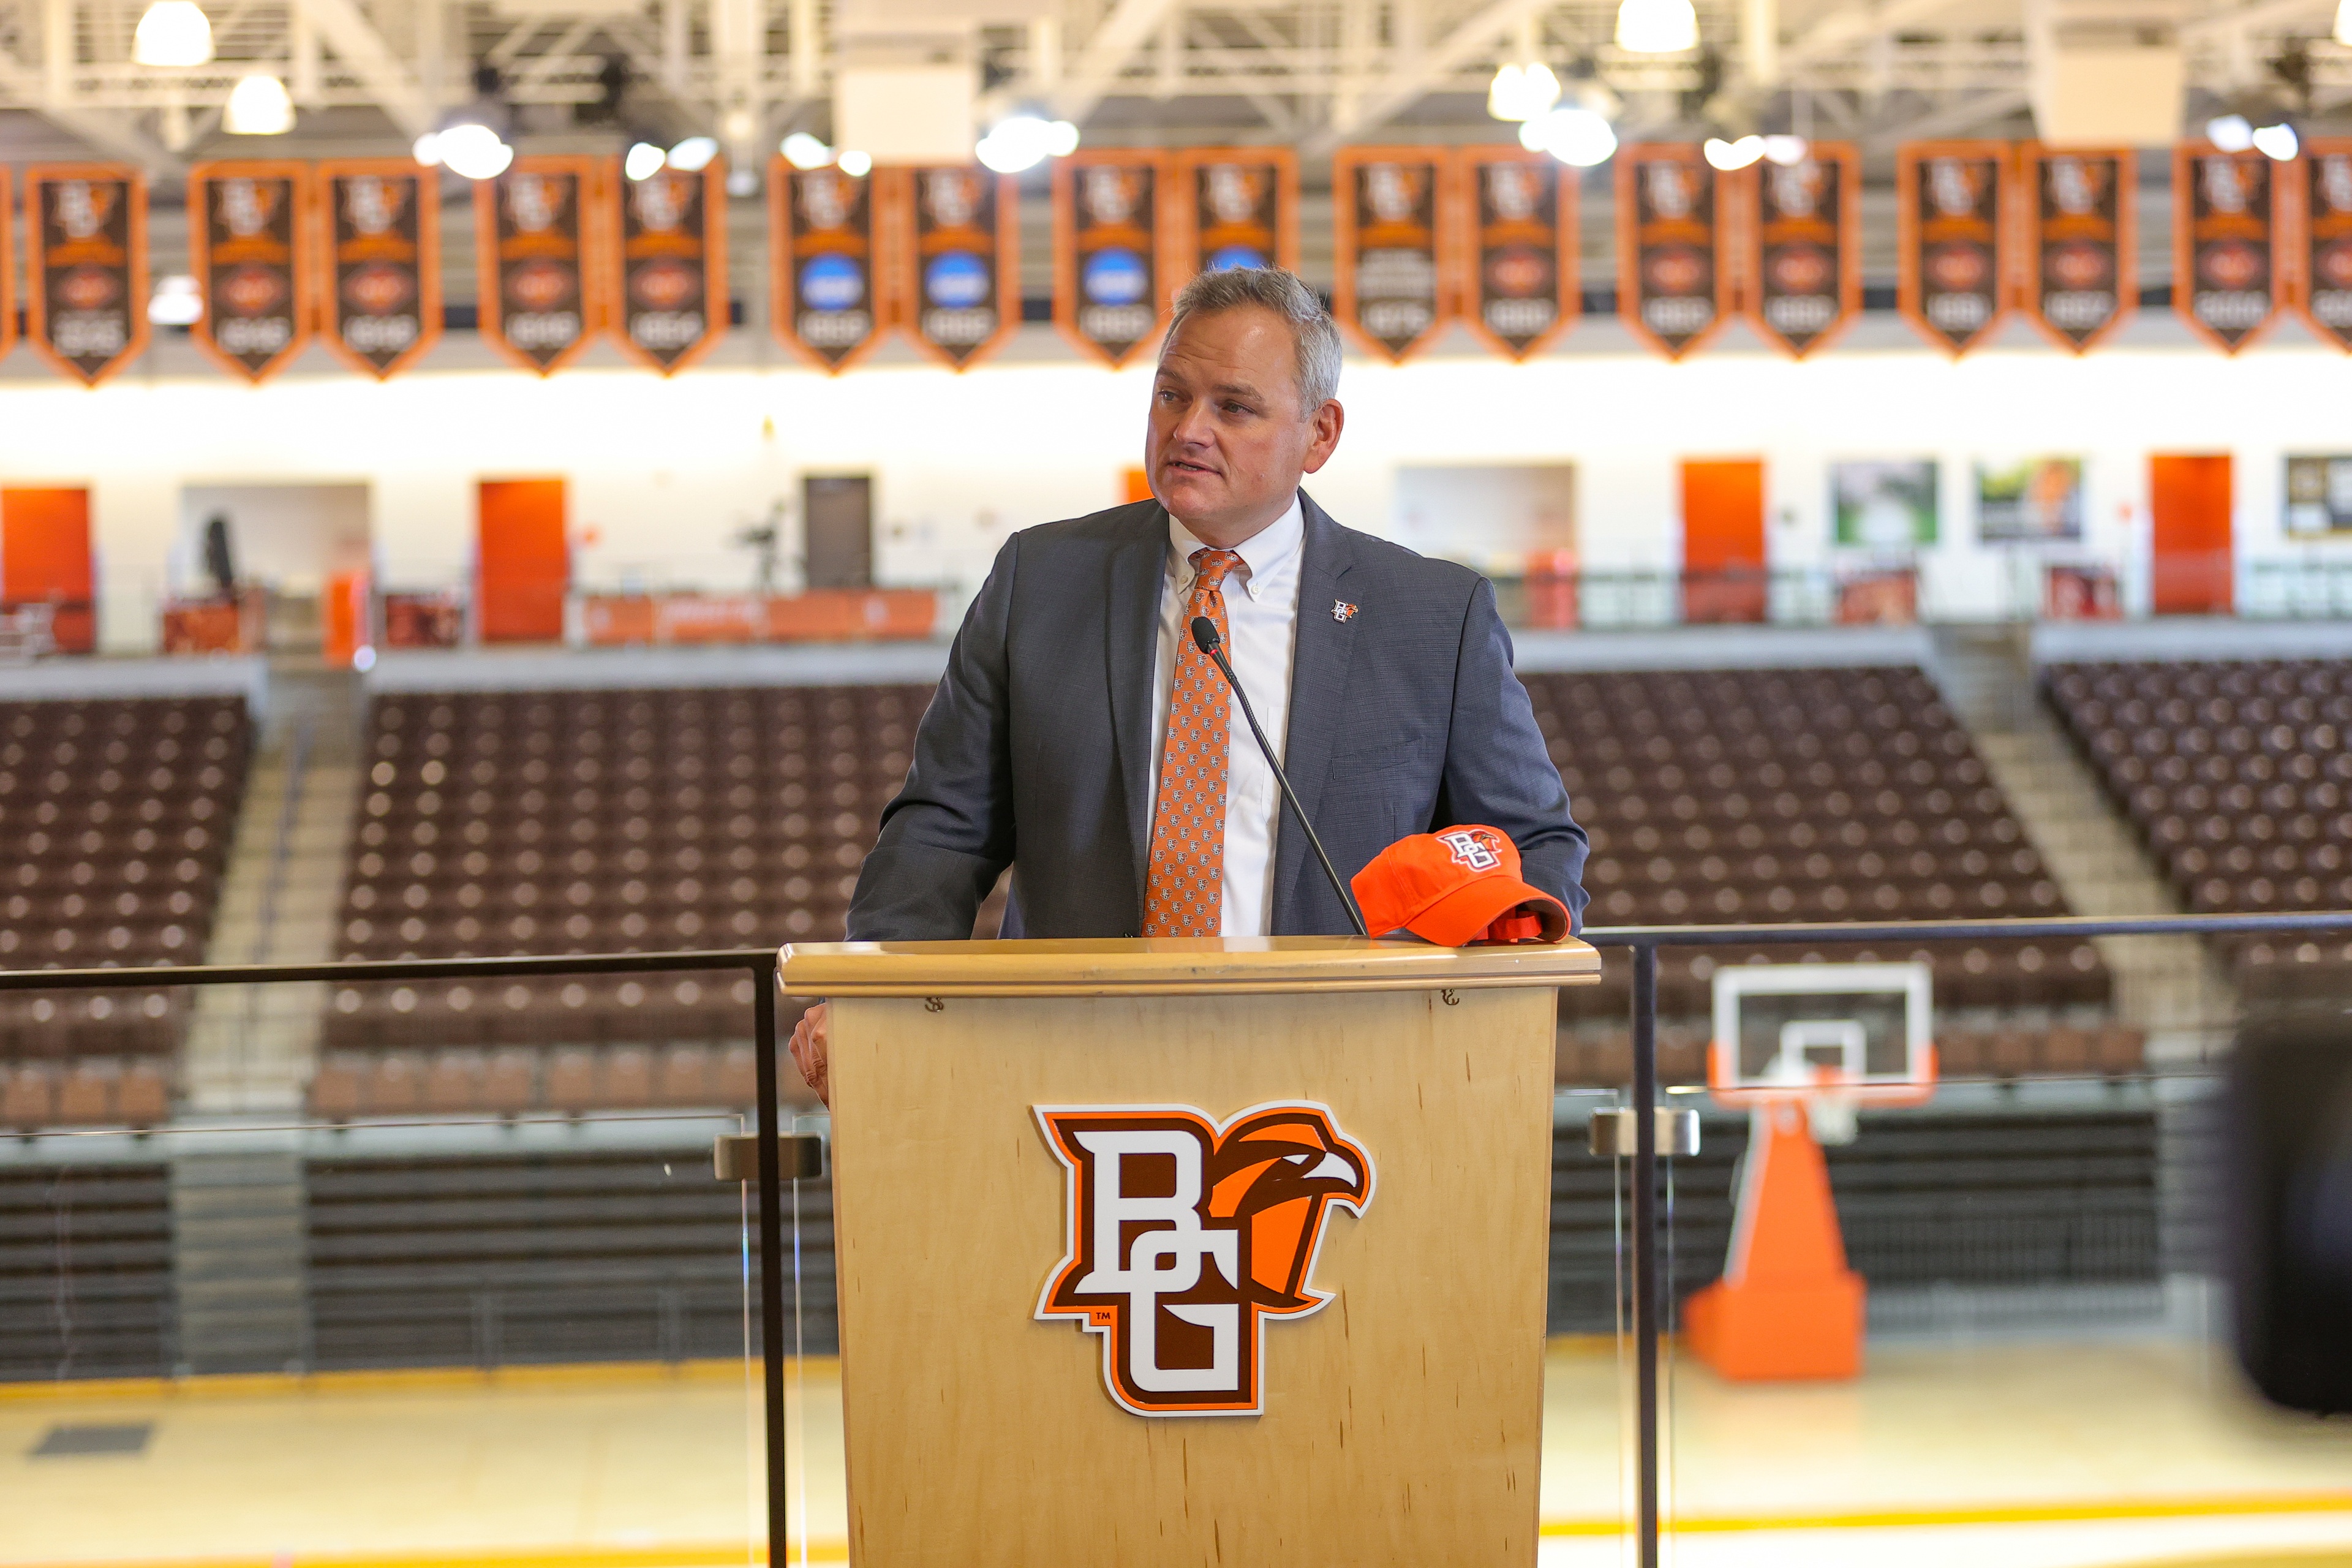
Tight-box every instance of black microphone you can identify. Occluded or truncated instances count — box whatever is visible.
[1190,614,1370,939]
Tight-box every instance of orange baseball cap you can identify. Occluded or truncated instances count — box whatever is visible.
[1351,826,1570,948]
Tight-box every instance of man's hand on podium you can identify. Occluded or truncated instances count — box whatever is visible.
[789,1001,831,1106]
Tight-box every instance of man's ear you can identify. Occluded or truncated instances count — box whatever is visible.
[1300,399,1345,475]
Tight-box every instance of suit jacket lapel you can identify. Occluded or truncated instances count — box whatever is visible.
[1106,502,1168,899]
[1273,492,1358,925]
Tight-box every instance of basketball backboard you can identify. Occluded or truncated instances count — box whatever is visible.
[1708,962,1937,1116]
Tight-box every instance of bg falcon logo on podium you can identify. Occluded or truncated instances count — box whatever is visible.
[1035,1102,1374,1415]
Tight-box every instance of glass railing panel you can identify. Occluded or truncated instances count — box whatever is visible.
[0,972,776,1568]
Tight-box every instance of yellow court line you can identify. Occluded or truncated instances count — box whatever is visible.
[1539,1492,2352,1536]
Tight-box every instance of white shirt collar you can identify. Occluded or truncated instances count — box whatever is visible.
[1167,493,1304,603]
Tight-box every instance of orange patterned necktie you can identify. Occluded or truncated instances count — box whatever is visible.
[1142,548,1244,937]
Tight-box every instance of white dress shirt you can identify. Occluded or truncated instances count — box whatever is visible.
[1147,494,1305,938]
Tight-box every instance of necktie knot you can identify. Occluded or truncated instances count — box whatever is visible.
[1190,548,1243,594]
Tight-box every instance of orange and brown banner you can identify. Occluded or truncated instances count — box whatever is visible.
[24,164,149,386]
[2173,145,2278,353]
[1895,140,2009,355]
[315,160,440,379]
[1053,150,1172,368]
[611,161,726,374]
[187,160,312,382]
[475,156,603,375]
[0,168,14,365]
[2291,140,2352,352]
[1744,141,1860,358]
[771,160,884,372]
[1332,147,1447,363]
[1174,148,1298,282]
[889,166,1020,371]
[1452,147,1576,361]
[2018,145,2135,353]
[1617,144,1728,360]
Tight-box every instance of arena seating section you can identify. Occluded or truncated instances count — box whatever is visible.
[0,696,250,1129]
[2046,658,2352,998]
[314,685,927,1117]
[1522,666,2136,1085]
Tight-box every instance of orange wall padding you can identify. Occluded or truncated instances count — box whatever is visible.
[476,478,568,643]
[2150,453,2232,616]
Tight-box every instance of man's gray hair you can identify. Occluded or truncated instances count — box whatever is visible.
[1165,266,1342,413]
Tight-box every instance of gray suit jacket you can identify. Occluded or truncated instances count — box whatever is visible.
[847,494,1588,940]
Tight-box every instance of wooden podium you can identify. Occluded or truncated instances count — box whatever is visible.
[782,935,1600,1566]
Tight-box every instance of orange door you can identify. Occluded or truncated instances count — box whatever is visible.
[1,487,96,652]
[1681,459,1766,624]
[2149,454,2232,616]
[477,478,568,643]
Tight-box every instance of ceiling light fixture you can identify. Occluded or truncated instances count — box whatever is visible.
[2252,121,2299,160]
[837,149,872,177]
[1703,135,1765,170]
[975,114,1078,174]
[132,0,213,67]
[667,135,720,172]
[625,141,667,181]
[1520,106,1618,167]
[224,72,293,134]
[1488,61,1562,122]
[2207,113,2256,153]
[1760,134,1809,165]
[2337,0,2351,47]
[1615,0,1697,55]
[435,120,513,181]
[148,275,203,326]
[781,132,834,169]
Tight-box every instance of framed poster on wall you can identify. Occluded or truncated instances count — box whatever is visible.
[2285,456,2352,535]
[1977,458,2084,542]
[1831,461,1939,548]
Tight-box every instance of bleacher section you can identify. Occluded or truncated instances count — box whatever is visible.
[314,684,927,1116]
[2046,658,2352,998]
[0,696,252,1129]
[1520,666,2136,1084]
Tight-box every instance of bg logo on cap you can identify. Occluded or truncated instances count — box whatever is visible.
[1436,827,1504,872]
[1036,1102,1373,1416]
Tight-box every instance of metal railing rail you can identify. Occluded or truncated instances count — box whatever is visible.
[7,909,2352,1562]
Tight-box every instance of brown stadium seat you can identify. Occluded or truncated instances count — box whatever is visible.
[2,1064,56,1127]
[0,696,251,1123]
[2048,659,2352,997]
[1527,666,2112,1037]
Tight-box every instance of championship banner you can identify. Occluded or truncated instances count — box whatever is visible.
[1894,141,2009,356]
[2292,140,2352,352]
[316,160,442,379]
[1052,150,1172,368]
[1332,148,1447,363]
[475,156,602,375]
[611,161,726,374]
[1744,141,1860,358]
[2018,145,2135,353]
[2173,145,2278,353]
[0,167,14,365]
[770,160,883,372]
[891,167,1019,371]
[1452,147,1576,361]
[1617,144,1728,360]
[1174,148,1298,280]
[187,161,312,382]
[23,164,149,386]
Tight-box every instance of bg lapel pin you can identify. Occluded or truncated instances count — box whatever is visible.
[1332,600,1358,622]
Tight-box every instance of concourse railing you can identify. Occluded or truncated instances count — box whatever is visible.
[6,909,2351,1565]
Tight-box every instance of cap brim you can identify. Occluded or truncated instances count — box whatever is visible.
[1404,875,1562,948]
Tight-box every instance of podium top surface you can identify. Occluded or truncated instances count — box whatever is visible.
[779,935,1601,998]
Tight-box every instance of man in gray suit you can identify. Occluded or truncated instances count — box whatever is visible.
[791,266,1585,1099]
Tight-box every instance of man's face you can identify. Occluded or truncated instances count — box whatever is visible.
[1147,305,1343,547]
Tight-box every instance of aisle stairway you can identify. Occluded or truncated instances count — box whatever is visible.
[1929,627,2237,1060]
[185,665,363,1115]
